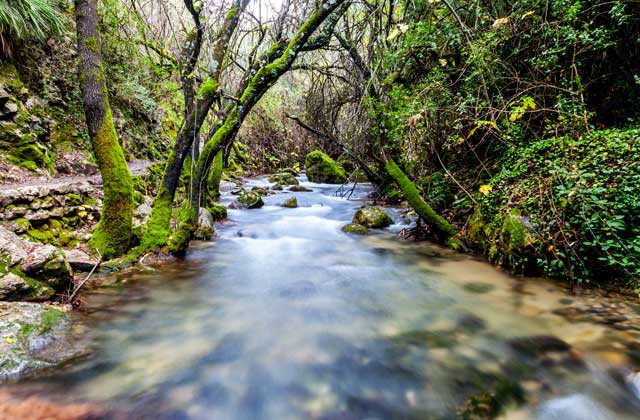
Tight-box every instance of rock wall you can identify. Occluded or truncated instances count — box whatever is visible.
[0,181,100,247]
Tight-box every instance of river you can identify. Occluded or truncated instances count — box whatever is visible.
[3,175,640,419]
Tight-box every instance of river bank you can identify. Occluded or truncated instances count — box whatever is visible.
[1,174,639,419]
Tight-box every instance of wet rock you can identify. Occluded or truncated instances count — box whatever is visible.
[0,226,29,266]
[207,204,227,221]
[268,172,299,185]
[271,183,284,191]
[342,223,368,234]
[230,187,243,195]
[251,187,269,195]
[195,207,215,240]
[289,185,312,192]
[0,390,103,420]
[20,245,73,289]
[281,197,298,208]
[234,190,264,209]
[463,282,495,294]
[0,272,54,301]
[63,249,98,272]
[508,335,571,356]
[0,302,88,381]
[305,150,347,184]
[352,206,393,228]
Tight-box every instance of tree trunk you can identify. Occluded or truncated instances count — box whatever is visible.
[74,0,133,258]
[385,159,462,248]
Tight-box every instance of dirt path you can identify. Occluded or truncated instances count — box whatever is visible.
[0,160,154,191]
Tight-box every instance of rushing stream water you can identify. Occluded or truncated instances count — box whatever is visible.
[3,176,640,419]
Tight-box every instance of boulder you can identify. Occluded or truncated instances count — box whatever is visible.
[233,190,264,209]
[63,249,98,272]
[194,207,215,240]
[352,206,393,228]
[0,227,29,266]
[268,172,299,185]
[20,245,72,289]
[305,150,347,184]
[0,272,54,301]
[281,197,298,208]
[342,223,368,234]
[0,302,88,381]
[289,185,312,192]
[207,204,228,221]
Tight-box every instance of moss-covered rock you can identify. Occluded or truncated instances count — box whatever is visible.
[304,150,347,184]
[342,223,368,234]
[281,197,298,208]
[352,206,393,228]
[194,207,215,240]
[0,302,88,380]
[268,172,299,185]
[0,272,54,302]
[207,204,228,221]
[288,185,312,192]
[234,190,264,209]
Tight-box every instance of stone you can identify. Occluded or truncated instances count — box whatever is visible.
[268,172,299,185]
[288,185,312,192]
[352,206,393,228]
[133,203,152,226]
[304,150,347,184]
[234,190,264,209]
[0,302,88,381]
[342,223,368,234]
[63,249,98,272]
[0,227,29,266]
[0,272,54,301]
[20,245,73,289]
[281,197,298,208]
[3,204,28,219]
[195,207,215,240]
[271,184,283,191]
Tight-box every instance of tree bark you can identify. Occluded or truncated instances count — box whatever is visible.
[74,0,133,258]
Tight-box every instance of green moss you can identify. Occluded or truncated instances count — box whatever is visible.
[19,307,65,338]
[352,206,393,228]
[13,218,31,232]
[140,184,173,251]
[198,78,218,101]
[84,36,99,54]
[207,150,223,198]
[88,106,134,258]
[66,193,83,206]
[501,209,527,253]
[27,229,53,243]
[304,150,347,184]
[269,172,299,185]
[386,159,458,241]
[281,197,298,208]
[342,223,368,234]
[206,204,227,221]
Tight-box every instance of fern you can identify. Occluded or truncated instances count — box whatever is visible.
[0,0,66,57]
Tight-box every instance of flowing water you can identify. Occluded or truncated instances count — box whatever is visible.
[3,176,640,419]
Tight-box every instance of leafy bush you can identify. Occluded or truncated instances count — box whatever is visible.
[477,127,640,289]
[0,0,65,57]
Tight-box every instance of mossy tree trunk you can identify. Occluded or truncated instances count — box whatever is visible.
[167,0,349,254]
[385,159,462,248]
[74,0,133,258]
[141,0,249,252]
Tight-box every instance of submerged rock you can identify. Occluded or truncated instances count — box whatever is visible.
[304,150,347,184]
[281,197,298,208]
[289,185,312,192]
[0,302,88,381]
[352,206,393,228]
[195,207,215,240]
[268,172,299,185]
[342,223,368,234]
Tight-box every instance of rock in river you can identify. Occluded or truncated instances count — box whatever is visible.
[0,302,88,381]
[352,206,393,228]
[304,150,347,184]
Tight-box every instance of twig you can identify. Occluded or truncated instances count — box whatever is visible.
[68,249,102,303]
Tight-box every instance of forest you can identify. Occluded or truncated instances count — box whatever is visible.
[0,0,639,419]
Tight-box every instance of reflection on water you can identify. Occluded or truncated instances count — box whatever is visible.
[3,176,640,419]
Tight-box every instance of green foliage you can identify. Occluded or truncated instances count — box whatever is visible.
[0,0,66,56]
[475,127,640,288]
